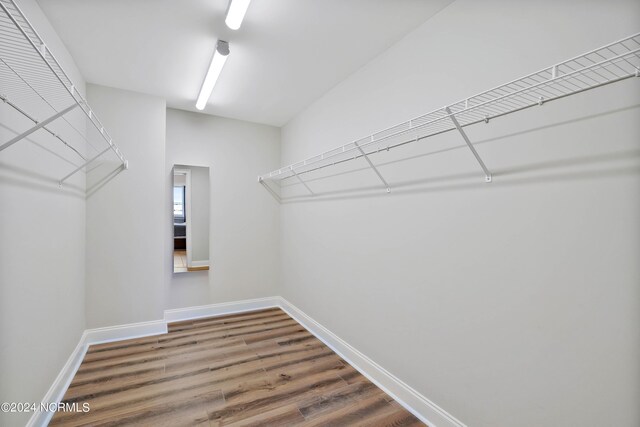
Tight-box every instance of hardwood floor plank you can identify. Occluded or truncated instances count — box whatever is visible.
[246,330,316,352]
[301,393,397,427]
[52,380,223,426]
[76,338,246,375]
[87,335,161,354]
[350,402,423,427]
[241,324,307,345]
[82,341,161,363]
[208,370,348,425]
[71,360,166,387]
[168,308,282,332]
[53,370,224,425]
[50,308,425,426]
[166,313,292,339]
[223,404,305,427]
[160,318,298,344]
[64,363,167,401]
[336,362,371,385]
[297,381,382,420]
[155,323,304,351]
[90,391,222,427]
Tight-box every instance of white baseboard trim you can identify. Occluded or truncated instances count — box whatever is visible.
[28,296,463,427]
[27,320,167,427]
[163,296,280,323]
[26,334,88,427]
[278,297,466,427]
[83,319,168,346]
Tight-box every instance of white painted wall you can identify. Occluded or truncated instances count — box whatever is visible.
[280,1,640,426]
[165,108,281,309]
[2,1,638,426]
[84,84,166,328]
[0,1,87,425]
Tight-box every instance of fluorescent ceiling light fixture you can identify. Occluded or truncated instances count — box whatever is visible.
[195,40,230,111]
[225,0,251,30]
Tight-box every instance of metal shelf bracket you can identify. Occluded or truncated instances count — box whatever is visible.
[58,146,110,186]
[445,106,492,183]
[291,167,314,195]
[0,103,77,152]
[355,140,391,193]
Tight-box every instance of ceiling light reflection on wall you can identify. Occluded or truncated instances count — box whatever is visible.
[195,40,230,111]
[225,0,251,30]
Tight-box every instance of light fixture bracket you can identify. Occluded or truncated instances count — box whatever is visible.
[216,40,230,56]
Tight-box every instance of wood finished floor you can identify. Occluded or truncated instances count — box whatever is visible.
[173,250,188,273]
[50,308,424,426]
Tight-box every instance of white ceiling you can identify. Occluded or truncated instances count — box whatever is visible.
[37,0,453,127]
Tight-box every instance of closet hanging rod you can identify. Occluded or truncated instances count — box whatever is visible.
[259,32,640,190]
[0,0,128,184]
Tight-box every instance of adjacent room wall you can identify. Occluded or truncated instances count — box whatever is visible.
[165,108,281,309]
[188,165,210,264]
[84,84,166,328]
[280,0,640,426]
[0,1,87,425]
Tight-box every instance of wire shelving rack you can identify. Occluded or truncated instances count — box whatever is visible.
[259,32,640,200]
[0,0,127,187]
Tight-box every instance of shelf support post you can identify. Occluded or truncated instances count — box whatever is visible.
[445,107,492,183]
[290,167,314,196]
[354,141,391,193]
[0,103,78,152]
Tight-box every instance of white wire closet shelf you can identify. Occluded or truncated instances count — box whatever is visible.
[0,0,127,186]
[259,32,640,198]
